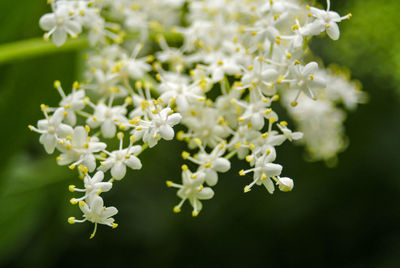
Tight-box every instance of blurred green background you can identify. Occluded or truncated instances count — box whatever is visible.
[0,0,399,267]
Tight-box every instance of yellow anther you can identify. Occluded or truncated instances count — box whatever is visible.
[238,117,245,122]
[294,60,301,65]
[198,185,204,192]
[54,80,61,88]
[124,155,131,159]
[244,185,251,193]
[181,164,189,171]
[83,97,90,104]
[280,121,288,127]
[260,173,267,181]
[56,156,62,162]
[181,151,190,159]
[239,169,245,176]
[325,24,331,28]
[194,138,202,146]
[68,217,76,224]
[309,74,314,80]
[249,144,256,150]
[291,25,299,31]
[275,39,281,45]
[40,104,48,111]
[204,163,212,168]
[173,206,181,213]
[251,31,257,36]
[245,155,253,163]
[135,81,143,89]
[97,189,102,195]
[347,13,352,19]
[66,144,72,150]
[264,108,272,114]
[146,55,155,63]
[274,14,280,21]
[269,117,276,124]
[277,76,284,84]
[247,65,254,71]
[112,223,118,229]
[117,132,124,140]
[84,143,89,149]
[125,96,132,105]
[308,13,312,17]
[69,164,76,170]
[286,53,292,59]
[291,101,298,107]
[192,211,199,217]
[272,95,280,101]
[130,135,136,143]
[28,125,34,131]
[79,201,85,207]
[190,174,198,179]
[85,125,90,133]
[68,185,76,192]
[177,131,185,141]
[235,142,242,149]
[73,81,80,89]
[261,132,269,138]
[78,165,88,174]
[166,180,173,187]
[70,198,78,205]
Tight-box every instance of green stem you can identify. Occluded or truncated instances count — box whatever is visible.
[0,37,89,65]
[225,150,237,160]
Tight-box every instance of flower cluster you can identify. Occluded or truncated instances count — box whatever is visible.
[31,0,364,237]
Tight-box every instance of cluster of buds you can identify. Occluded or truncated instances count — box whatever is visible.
[31,0,364,237]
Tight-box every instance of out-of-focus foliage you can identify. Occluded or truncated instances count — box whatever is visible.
[0,0,400,267]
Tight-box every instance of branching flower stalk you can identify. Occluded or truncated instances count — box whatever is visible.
[30,0,365,238]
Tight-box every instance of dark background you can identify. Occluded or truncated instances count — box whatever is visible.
[0,0,399,267]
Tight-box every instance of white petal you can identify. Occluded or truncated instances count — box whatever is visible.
[39,13,56,31]
[205,170,218,186]
[167,113,182,126]
[159,125,174,140]
[197,188,214,200]
[92,171,104,183]
[101,119,116,138]
[303,62,318,76]
[52,29,68,47]
[326,22,340,40]
[111,162,126,180]
[125,156,142,170]
[213,158,230,173]
[263,178,275,194]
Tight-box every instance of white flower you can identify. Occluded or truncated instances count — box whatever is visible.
[29,107,73,154]
[277,177,294,192]
[289,62,325,106]
[40,8,82,46]
[183,141,231,186]
[167,166,214,216]
[99,133,142,180]
[56,126,107,172]
[277,122,303,142]
[69,171,113,203]
[133,107,182,148]
[87,102,128,138]
[301,0,351,40]
[68,195,118,238]
[54,81,86,126]
[241,158,283,194]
